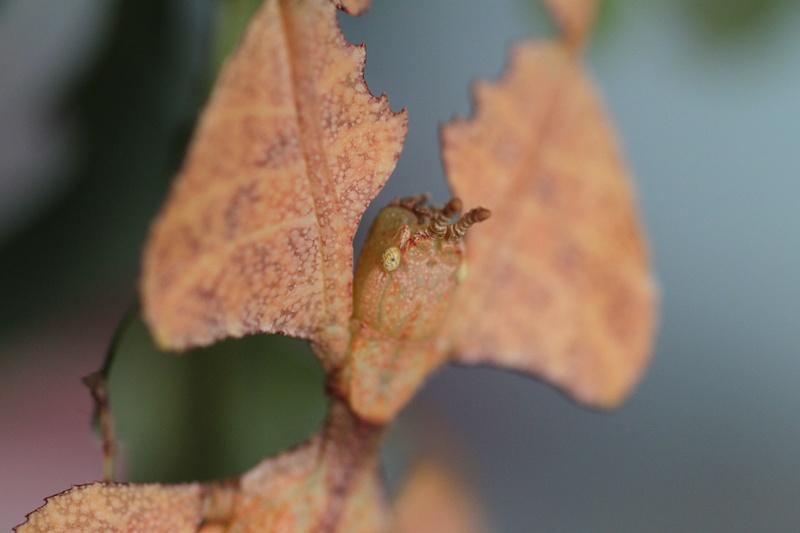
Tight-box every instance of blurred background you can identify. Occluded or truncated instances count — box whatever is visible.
[2,0,799,530]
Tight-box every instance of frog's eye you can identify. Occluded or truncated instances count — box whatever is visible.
[380,246,402,272]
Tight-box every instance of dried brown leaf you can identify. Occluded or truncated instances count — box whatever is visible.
[441,43,657,408]
[16,483,205,532]
[17,401,388,532]
[209,401,387,532]
[141,0,407,356]
[393,460,486,533]
[541,0,600,50]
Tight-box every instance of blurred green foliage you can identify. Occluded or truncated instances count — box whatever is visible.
[0,0,212,336]
[211,0,264,77]
[106,310,327,483]
[679,0,788,39]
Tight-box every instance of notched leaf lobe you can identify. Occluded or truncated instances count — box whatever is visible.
[441,42,657,407]
[141,0,407,358]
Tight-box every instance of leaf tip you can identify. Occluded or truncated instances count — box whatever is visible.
[540,0,600,53]
[332,0,372,17]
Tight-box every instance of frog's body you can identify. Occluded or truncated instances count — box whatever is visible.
[330,197,489,422]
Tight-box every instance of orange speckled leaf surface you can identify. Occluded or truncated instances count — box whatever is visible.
[141,0,407,353]
[441,43,657,408]
[16,483,205,532]
[541,0,600,49]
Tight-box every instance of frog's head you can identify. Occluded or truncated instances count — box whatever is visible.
[353,196,490,341]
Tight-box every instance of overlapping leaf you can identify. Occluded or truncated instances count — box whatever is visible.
[141,0,407,355]
[441,43,657,407]
[201,401,387,532]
